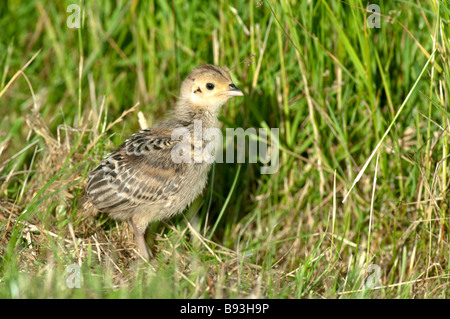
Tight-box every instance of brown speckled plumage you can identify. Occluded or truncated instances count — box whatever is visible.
[80,65,243,259]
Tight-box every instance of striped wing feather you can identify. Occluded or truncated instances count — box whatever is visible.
[85,128,186,213]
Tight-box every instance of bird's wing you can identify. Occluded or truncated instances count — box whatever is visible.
[85,128,187,212]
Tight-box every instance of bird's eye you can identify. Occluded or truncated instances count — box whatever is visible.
[206,83,215,90]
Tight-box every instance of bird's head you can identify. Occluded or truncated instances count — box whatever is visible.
[179,64,243,111]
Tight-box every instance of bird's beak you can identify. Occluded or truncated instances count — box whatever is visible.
[221,88,244,97]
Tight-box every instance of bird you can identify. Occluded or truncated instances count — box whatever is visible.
[80,65,243,260]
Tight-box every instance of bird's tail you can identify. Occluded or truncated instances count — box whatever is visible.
[77,195,99,217]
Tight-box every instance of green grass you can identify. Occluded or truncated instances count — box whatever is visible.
[0,0,449,298]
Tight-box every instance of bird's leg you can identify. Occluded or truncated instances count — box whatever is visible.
[129,220,153,260]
